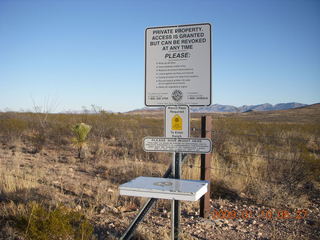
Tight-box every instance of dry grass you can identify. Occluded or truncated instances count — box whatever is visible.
[0,105,319,239]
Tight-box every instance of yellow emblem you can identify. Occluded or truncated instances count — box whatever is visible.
[172,114,182,130]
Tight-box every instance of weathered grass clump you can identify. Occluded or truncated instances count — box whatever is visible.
[16,202,93,240]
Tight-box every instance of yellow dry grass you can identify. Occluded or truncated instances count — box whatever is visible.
[0,105,319,239]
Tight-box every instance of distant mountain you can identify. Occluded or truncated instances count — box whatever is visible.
[192,102,307,113]
[238,103,274,112]
[191,104,239,113]
[62,109,114,114]
[272,102,307,110]
[192,102,307,112]
[128,102,308,114]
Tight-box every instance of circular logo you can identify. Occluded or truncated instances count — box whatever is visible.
[154,182,173,187]
[171,90,183,102]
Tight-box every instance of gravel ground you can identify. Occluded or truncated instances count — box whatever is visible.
[92,196,320,240]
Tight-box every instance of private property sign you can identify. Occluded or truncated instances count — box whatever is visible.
[145,23,211,106]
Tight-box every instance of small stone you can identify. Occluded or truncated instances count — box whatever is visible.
[258,232,263,236]
[215,220,223,226]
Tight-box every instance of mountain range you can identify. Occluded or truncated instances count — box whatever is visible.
[129,102,308,114]
[191,102,307,113]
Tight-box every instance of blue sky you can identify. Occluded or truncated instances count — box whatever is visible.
[0,0,319,112]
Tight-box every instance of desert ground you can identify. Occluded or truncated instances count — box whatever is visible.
[0,104,319,239]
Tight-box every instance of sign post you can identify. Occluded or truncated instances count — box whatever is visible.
[120,23,212,240]
[172,152,181,240]
[200,116,212,218]
[145,23,211,239]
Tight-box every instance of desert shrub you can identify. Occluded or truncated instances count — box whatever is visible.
[300,147,320,182]
[46,114,73,147]
[47,123,70,147]
[29,130,46,153]
[71,123,92,159]
[0,117,27,143]
[209,117,320,207]
[16,202,93,240]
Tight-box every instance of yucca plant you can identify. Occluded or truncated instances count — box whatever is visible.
[71,123,92,159]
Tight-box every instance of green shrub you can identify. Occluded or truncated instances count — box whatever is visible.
[16,203,93,240]
[71,123,92,159]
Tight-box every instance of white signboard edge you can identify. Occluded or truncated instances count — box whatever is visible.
[144,22,212,107]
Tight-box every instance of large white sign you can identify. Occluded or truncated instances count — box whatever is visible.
[165,105,189,138]
[145,23,212,106]
[143,137,212,153]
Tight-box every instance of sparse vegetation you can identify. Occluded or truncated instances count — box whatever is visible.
[15,202,93,240]
[0,105,319,239]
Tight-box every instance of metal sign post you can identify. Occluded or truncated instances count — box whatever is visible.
[172,152,181,240]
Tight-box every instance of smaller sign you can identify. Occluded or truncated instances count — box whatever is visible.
[143,137,212,153]
[165,106,189,138]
